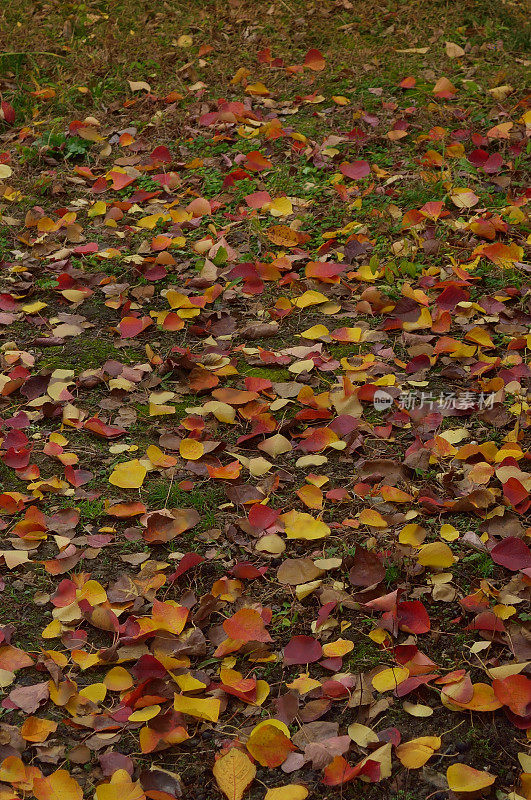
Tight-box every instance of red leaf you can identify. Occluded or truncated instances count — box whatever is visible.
[493,675,531,718]
[108,171,136,190]
[169,552,205,582]
[230,562,267,579]
[397,600,431,634]
[322,755,362,785]
[490,537,531,571]
[483,152,503,173]
[150,145,172,163]
[244,191,271,209]
[468,149,489,167]
[244,151,273,172]
[248,504,280,531]
[340,160,370,179]
[284,635,323,665]
[118,315,152,338]
[84,418,127,439]
[503,478,530,512]
[1,101,15,124]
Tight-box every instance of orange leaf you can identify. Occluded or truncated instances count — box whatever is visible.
[213,748,256,800]
[223,609,272,643]
[304,48,326,71]
[246,723,296,767]
[33,769,83,800]
[21,716,58,743]
[0,645,34,671]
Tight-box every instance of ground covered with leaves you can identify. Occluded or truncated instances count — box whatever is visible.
[0,1,530,798]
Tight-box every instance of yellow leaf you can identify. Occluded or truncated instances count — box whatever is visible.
[294,290,328,308]
[418,542,454,568]
[439,427,469,444]
[231,67,251,85]
[402,306,432,331]
[264,787,308,800]
[173,694,220,722]
[300,324,329,340]
[213,748,256,800]
[402,701,433,717]
[492,603,516,620]
[295,454,328,469]
[358,508,388,528]
[109,459,146,489]
[245,82,270,96]
[104,666,133,691]
[447,763,495,793]
[258,434,292,457]
[78,580,107,606]
[203,400,236,424]
[174,673,207,692]
[149,402,175,416]
[322,639,354,657]
[372,667,409,692]
[255,534,286,555]
[269,196,293,217]
[369,627,389,644]
[465,326,495,348]
[42,619,62,639]
[137,212,168,229]
[396,736,441,769]
[440,524,459,541]
[79,683,107,703]
[251,719,291,738]
[399,524,427,547]
[146,444,176,467]
[248,457,272,477]
[88,201,107,217]
[281,510,330,540]
[295,580,322,600]
[286,673,322,694]
[129,704,160,721]
[95,769,145,800]
[289,358,315,375]
[0,669,14,688]
[358,742,392,779]
[296,483,323,510]
[179,438,205,460]
[347,723,379,747]
[0,550,29,569]
[253,680,270,705]
[488,662,529,680]
[22,301,47,314]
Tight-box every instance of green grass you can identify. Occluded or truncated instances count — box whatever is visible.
[0,0,528,795]
[461,552,494,578]
[144,481,225,522]
[38,338,142,371]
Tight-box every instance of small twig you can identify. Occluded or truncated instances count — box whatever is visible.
[0,51,67,58]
